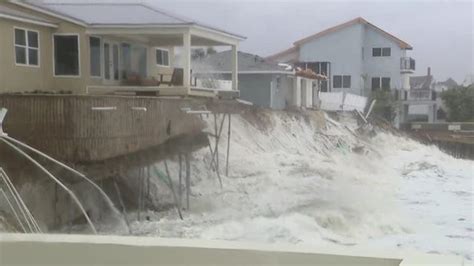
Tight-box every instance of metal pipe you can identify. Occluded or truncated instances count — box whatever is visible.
[3,136,124,223]
[0,187,27,233]
[185,153,191,210]
[0,168,37,233]
[0,138,97,234]
[163,161,183,220]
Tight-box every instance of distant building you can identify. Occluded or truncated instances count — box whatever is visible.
[193,51,322,109]
[405,67,439,123]
[462,74,474,87]
[266,17,415,97]
[410,67,434,90]
[434,78,458,93]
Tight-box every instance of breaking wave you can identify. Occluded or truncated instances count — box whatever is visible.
[120,110,473,261]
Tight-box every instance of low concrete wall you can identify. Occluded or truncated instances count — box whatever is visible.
[0,234,463,265]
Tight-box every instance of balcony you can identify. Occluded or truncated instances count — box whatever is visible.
[394,89,437,102]
[400,57,415,73]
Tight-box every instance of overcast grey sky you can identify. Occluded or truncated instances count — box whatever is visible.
[148,0,473,83]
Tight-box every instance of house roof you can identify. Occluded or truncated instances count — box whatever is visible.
[410,75,433,90]
[11,1,245,39]
[265,46,298,62]
[436,78,458,88]
[294,17,412,49]
[194,50,290,74]
[267,17,412,61]
[0,4,57,27]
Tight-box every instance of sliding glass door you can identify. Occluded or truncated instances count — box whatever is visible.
[103,40,120,84]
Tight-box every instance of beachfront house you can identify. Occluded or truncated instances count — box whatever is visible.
[0,1,244,97]
[193,51,323,109]
[266,17,415,97]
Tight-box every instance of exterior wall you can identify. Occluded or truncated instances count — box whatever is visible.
[299,23,364,95]
[362,26,406,95]
[236,74,272,108]
[270,75,293,109]
[147,46,175,81]
[0,2,177,94]
[0,18,55,93]
[0,95,205,162]
[1,234,461,265]
[0,2,89,94]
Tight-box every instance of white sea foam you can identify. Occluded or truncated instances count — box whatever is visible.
[117,111,472,261]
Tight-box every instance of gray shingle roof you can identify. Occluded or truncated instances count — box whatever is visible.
[28,2,188,25]
[21,1,244,39]
[410,75,433,89]
[0,4,55,24]
[194,51,288,73]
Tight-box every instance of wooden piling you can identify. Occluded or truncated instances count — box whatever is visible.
[225,113,231,176]
[185,153,191,210]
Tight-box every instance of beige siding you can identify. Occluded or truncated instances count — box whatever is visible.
[0,18,55,92]
[0,2,177,94]
[148,46,175,81]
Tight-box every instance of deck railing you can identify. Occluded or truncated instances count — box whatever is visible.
[400,57,415,72]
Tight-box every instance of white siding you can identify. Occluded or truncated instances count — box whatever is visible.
[298,23,364,95]
[296,22,411,97]
[362,26,406,95]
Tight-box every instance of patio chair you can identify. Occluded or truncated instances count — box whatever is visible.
[160,68,183,86]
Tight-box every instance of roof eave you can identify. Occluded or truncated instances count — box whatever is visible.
[9,0,87,27]
[0,12,58,28]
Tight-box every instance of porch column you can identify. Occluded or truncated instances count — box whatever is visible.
[231,44,238,91]
[183,31,192,91]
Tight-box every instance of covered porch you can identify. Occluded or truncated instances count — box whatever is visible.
[85,26,242,98]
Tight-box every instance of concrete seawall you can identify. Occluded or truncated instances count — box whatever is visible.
[0,233,463,265]
[0,94,206,163]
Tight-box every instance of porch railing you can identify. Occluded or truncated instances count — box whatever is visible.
[394,89,436,101]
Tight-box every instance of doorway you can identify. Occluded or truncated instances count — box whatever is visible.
[103,40,120,84]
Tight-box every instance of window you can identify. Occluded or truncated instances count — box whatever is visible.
[372,77,391,91]
[373,47,391,57]
[89,37,101,77]
[54,34,79,76]
[113,44,119,80]
[333,75,351,88]
[372,77,381,91]
[382,77,391,89]
[121,43,131,79]
[104,43,110,79]
[333,75,342,88]
[296,61,331,92]
[343,75,351,88]
[372,48,381,57]
[14,28,39,66]
[155,48,169,66]
[382,47,391,56]
[135,46,147,78]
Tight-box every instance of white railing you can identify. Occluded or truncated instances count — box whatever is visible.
[318,92,367,112]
